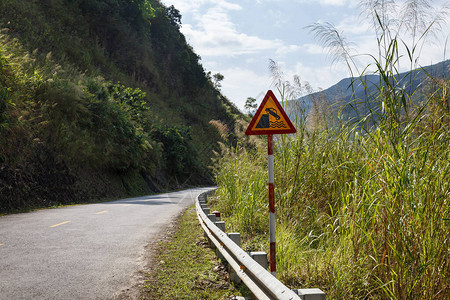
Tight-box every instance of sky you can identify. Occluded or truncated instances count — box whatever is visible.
[161,0,450,111]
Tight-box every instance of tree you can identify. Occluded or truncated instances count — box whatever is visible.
[165,5,181,29]
[244,97,257,115]
[212,73,224,90]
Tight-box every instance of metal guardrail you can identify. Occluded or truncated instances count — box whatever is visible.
[196,192,307,300]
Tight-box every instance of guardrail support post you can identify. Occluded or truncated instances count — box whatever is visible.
[214,221,226,261]
[226,232,242,284]
[207,214,217,222]
[249,252,268,269]
[203,208,211,241]
[293,288,326,300]
[214,221,226,262]
[227,233,241,247]
[206,214,217,249]
[228,264,241,284]
[215,221,225,232]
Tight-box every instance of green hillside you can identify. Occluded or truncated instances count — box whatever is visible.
[0,0,241,213]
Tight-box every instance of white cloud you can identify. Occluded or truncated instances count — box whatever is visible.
[335,17,372,35]
[319,0,347,6]
[219,67,273,110]
[162,0,241,13]
[276,45,302,56]
[217,1,242,11]
[293,61,349,91]
[182,25,284,57]
[179,2,287,57]
[296,0,347,7]
[268,9,288,28]
[161,0,203,13]
[303,43,326,55]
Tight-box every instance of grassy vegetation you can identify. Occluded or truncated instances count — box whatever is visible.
[143,206,246,299]
[210,1,449,299]
[0,31,159,211]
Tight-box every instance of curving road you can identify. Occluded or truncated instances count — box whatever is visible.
[0,187,213,299]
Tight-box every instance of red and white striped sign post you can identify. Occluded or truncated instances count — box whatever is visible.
[245,90,296,277]
[268,134,276,275]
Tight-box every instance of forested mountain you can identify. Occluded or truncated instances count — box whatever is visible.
[290,59,449,123]
[0,0,241,213]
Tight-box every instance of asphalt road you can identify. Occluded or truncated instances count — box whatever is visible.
[0,187,213,299]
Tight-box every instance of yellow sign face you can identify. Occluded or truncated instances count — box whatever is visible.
[245,90,296,135]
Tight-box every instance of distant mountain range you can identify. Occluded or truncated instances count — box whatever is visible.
[288,59,449,122]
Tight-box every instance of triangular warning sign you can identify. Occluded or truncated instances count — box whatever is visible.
[245,90,296,135]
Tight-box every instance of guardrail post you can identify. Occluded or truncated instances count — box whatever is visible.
[249,252,268,270]
[229,266,241,284]
[214,221,226,262]
[227,233,241,247]
[225,232,242,284]
[293,288,326,300]
[248,251,269,299]
[206,214,217,249]
[207,214,217,222]
[215,221,225,232]
[203,208,211,241]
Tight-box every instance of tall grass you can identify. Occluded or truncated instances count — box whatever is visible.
[211,1,449,298]
[213,88,449,298]
[210,120,268,235]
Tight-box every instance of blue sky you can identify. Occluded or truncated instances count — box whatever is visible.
[161,0,449,111]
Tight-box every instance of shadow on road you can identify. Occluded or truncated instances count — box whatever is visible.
[105,196,178,206]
